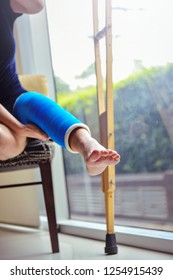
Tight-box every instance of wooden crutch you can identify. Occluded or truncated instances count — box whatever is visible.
[92,0,118,254]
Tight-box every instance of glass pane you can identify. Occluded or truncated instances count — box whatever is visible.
[46,0,173,232]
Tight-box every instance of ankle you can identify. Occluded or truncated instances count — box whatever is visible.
[69,127,91,153]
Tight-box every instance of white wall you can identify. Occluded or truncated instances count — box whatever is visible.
[0,169,40,227]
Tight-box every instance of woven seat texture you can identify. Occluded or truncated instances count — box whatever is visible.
[0,139,55,169]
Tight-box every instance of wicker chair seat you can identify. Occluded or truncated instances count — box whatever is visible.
[0,139,55,169]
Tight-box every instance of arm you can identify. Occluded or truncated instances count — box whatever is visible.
[0,103,48,140]
[10,0,44,14]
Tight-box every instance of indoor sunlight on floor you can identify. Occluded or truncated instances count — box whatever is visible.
[0,225,172,260]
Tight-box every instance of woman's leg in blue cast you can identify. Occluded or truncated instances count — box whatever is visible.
[13,91,121,175]
[13,91,90,151]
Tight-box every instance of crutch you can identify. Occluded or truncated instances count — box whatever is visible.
[92,0,118,254]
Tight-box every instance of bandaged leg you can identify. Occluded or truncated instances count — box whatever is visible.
[13,92,90,152]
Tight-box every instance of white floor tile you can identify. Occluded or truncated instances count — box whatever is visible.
[0,225,172,260]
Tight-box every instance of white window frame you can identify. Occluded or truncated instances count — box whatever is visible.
[16,8,173,255]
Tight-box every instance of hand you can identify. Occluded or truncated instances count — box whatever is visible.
[0,104,49,141]
[16,123,49,141]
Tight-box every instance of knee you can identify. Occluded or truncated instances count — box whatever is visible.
[0,124,26,160]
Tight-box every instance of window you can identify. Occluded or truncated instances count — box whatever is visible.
[45,0,173,238]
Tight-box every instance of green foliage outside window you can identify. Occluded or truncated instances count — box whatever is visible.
[57,63,173,174]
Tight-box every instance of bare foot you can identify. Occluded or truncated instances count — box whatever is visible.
[69,128,120,176]
[83,140,120,176]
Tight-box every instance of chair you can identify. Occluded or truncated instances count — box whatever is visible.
[0,75,59,253]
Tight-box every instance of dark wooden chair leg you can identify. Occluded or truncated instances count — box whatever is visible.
[39,162,59,253]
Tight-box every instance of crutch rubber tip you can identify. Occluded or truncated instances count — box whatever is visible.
[105,233,118,255]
